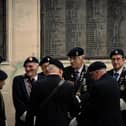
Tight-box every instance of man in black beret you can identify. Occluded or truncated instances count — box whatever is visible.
[108,48,126,126]
[49,58,64,71]
[12,56,43,126]
[27,58,80,126]
[23,56,39,67]
[88,61,107,75]
[0,70,8,126]
[70,61,123,126]
[64,47,88,96]
[39,56,52,77]
[110,49,124,59]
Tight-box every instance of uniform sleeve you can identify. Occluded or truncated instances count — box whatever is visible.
[26,81,40,126]
[12,76,27,116]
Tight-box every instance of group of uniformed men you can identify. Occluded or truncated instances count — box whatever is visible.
[1,47,126,126]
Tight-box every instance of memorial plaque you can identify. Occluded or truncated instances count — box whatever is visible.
[41,0,126,58]
[107,0,126,55]
[41,0,66,58]
[41,0,86,58]
[86,0,107,58]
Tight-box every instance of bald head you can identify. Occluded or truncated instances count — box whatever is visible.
[47,64,63,78]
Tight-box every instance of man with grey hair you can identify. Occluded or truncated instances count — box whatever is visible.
[64,47,87,96]
[12,56,43,126]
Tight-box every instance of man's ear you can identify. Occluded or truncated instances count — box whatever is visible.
[123,57,125,62]
[59,69,63,75]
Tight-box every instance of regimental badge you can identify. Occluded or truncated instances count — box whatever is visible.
[120,85,125,91]
[80,72,85,82]
[119,77,124,85]
[76,51,79,56]
[47,58,50,62]
[29,57,33,61]
[83,84,87,92]
[71,74,74,79]
[115,50,118,54]
[81,78,87,92]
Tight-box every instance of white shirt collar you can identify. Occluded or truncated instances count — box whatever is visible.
[24,74,38,81]
[114,66,124,75]
[34,74,38,81]
[75,64,84,73]
[113,66,124,80]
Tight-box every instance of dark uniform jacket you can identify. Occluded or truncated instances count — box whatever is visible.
[12,74,43,126]
[63,65,87,94]
[108,67,126,125]
[27,75,80,126]
[38,72,46,79]
[77,73,123,126]
[0,92,6,126]
[108,67,126,102]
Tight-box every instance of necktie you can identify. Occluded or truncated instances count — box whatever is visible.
[27,78,35,95]
[74,71,79,81]
[113,72,119,81]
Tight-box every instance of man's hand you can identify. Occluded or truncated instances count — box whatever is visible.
[69,117,78,126]
[120,98,126,110]
[20,111,27,122]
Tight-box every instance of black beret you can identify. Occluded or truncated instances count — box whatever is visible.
[49,59,64,70]
[39,56,52,65]
[110,49,124,58]
[88,61,106,72]
[0,70,8,80]
[24,56,39,67]
[67,47,84,57]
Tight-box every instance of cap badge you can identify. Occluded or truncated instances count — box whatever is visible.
[76,51,79,56]
[47,58,50,61]
[29,57,33,61]
[115,50,118,54]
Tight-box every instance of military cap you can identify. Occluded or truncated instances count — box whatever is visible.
[67,47,84,57]
[49,58,64,71]
[88,61,106,72]
[39,56,52,65]
[110,49,124,58]
[0,70,8,80]
[24,56,39,67]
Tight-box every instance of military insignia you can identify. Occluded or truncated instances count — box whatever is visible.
[119,77,124,84]
[83,85,87,92]
[80,72,85,81]
[115,50,118,54]
[120,77,124,80]
[47,58,50,62]
[81,78,87,92]
[28,57,33,61]
[76,51,79,56]
[120,85,125,91]
[71,74,74,78]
